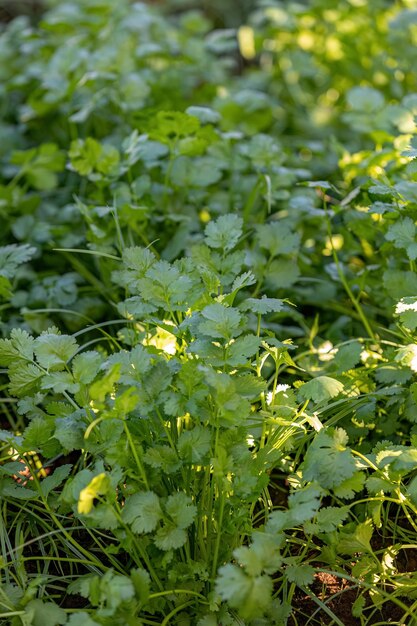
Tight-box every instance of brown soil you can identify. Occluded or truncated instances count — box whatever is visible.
[63,594,89,609]
[292,572,358,625]
[291,570,413,625]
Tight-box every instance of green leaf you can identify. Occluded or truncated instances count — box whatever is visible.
[329,341,362,373]
[119,72,150,109]
[406,474,417,506]
[69,137,102,176]
[0,583,23,609]
[34,331,78,370]
[198,303,242,340]
[122,246,155,273]
[376,445,417,473]
[0,328,34,366]
[69,138,120,178]
[0,244,36,279]
[368,183,394,197]
[347,86,384,112]
[215,564,273,620]
[46,403,74,419]
[0,275,11,300]
[395,297,417,330]
[242,133,283,169]
[227,335,261,366]
[165,492,196,529]
[187,337,225,363]
[240,296,284,315]
[375,364,411,384]
[149,110,200,143]
[233,546,264,578]
[230,271,256,294]
[123,131,168,166]
[234,374,267,398]
[386,217,417,260]
[122,491,162,533]
[244,532,283,575]
[41,371,79,394]
[257,222,300,257]
[72,351,102,384]
[11,144,65,190]
[89,363,121,402]
[150,493,196,550]
[302,429,357,489]
[0,461,29,477]
[302,180,335,190]
[54,414,85,452]
[0,479,37,500]
[266,259,300,289]
[40,465,72,498]
[67,574,97,601]
[131,568,151,604]
[178,426,211,463]
[99,571,136,610]
[383,269,417,300]
[352,595,366,618]
[298,376,344,404]
[8,363,43,397]
[186,105,221,124]
[333,472,366,499]
[84,503,119,531]
[205,215,243,252]
[395,344,417,372]
[366,475,394,495]
[114,387,139,415]
[305,506,350,533]
[24,600,67,626]
[137,261,194,310]
[154,525,187,550]
[170,155,223,188]
[143,445,181,473]
[118,296,158,318]
[107,346,152,385]
[338,520,374,554]
[285,563,315,586]
[287,484,322,525]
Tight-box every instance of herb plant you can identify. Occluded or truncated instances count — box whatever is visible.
[1,1,417,624]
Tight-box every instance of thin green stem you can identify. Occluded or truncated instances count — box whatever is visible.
[211,491,225,580]
[324,205,375,339]
[123,420,149,489]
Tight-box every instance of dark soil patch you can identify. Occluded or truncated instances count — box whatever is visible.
[396,546,417,574]
[292,572,359,625]
[0,1,44,23]
[291,571,413,625]
[269,472,289,509]
[62,593,89,609]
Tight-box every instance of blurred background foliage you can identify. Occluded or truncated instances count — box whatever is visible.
[0,0,256,26]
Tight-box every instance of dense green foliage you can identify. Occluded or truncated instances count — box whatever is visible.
[2,0,417,624]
